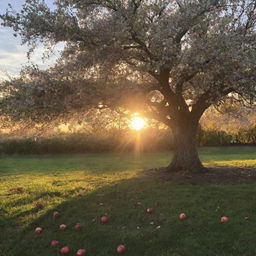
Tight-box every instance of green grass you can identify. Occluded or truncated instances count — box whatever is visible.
[0,146,256,256]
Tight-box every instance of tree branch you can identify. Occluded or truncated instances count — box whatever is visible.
[191,87,235,120]
[174,0,221,44]
[130,32,157,61]
[175,70,199,94]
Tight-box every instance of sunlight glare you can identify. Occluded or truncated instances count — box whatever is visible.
[131,117,146,131]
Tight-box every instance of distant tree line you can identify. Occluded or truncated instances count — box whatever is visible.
[197,126,256,146]
[0,126,255,155]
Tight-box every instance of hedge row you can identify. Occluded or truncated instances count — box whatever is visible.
[0,127,255,154]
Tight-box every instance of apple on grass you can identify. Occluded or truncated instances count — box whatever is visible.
[146,208,153,214]
[35,202,43,208]
[53,211,60,218]
[73,223,82,230]
[117,245,126,254]
[60,246,70,255]
[59,224,67,230]
[101,216,109,223]
[179,213,187,220]
[221,216,229,222]
[35,227,43,234]
[51,240,60,247]
[76,249,86,255]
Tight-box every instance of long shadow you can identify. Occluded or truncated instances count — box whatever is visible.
[2,172,256,256]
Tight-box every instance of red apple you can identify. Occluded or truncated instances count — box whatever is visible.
[179,213,187,220]
[73,223,82,230]
[117,245,126,254]
[53,211,60,218]
[35,202,43,208]
[101,216,109,223]
[146,208,153,214]
[51,240,60,247]
[35,227,43,234]
[76,249,86,256]
[60,246,70,254]
[221,216,229,222]
[9,186,23,194]
[59,224,67,230]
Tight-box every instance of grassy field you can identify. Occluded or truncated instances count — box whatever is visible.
[0,146,256,256]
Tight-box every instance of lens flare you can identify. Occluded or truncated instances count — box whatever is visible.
[131,117,146,131]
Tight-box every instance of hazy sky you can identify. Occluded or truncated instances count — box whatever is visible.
[0,0,63,80]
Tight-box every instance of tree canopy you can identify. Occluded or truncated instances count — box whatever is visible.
[1,0,255,122]
[1,0,256,171]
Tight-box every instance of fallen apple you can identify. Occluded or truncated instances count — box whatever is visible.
[179,213,187,220]
[59,224,67,231]
[101,216,109,223]
[53,211,60,218]
[9,187,23,194]
[35,227,43,234]
[117,245,126,254]
[35,202,43,208]
[73,224,82,230]
[76,249,86,256]
[60,246,70,255]
[221,216,229,222]
[51,240,60,247]
[146,208,153,214]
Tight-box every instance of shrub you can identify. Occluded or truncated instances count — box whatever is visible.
[0,126,255,155]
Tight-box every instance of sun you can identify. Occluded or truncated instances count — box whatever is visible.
[131,117,146,131]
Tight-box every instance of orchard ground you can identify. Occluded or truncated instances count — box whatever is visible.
[0,146,256,256]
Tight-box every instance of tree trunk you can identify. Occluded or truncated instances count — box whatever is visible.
[167,119,205,173]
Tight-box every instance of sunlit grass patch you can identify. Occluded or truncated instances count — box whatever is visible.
[0,146,256,256]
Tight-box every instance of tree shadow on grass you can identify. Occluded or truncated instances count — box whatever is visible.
[2,172,256,256]
[145,165,256,185]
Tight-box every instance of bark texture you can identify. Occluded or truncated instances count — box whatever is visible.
[167,119,205,173]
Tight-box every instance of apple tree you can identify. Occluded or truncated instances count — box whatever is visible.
[1,0,256,172]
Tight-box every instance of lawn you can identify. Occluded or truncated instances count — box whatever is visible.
[0,146,256,256]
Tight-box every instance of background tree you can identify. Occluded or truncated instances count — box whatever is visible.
[1,0,256,172]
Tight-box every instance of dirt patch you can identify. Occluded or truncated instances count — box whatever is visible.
[143,166,256,185]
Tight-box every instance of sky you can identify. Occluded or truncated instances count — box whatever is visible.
[0,0,63,80]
